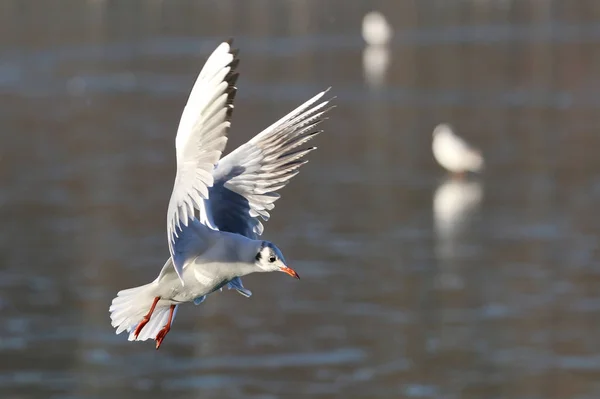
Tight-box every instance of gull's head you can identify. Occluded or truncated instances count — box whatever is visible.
[433,123,454,138]
[254,241,300,279]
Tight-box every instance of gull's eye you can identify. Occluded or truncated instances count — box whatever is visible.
[268,256,276,263]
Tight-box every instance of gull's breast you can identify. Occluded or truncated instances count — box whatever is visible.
[193,267,217,286]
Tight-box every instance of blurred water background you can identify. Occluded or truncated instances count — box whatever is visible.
[2,0,600,398]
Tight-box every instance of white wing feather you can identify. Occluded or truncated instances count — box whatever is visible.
[209,89,333,238]
[166,41,239,283]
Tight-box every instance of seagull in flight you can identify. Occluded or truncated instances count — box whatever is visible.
[109,40,333,349]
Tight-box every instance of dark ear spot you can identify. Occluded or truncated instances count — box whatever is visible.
[255,251,262,261]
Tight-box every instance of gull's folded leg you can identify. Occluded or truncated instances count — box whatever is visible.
[193,295,207,305]
[133,296,160,339]
[227,277,252,297]
[155,304,176,350]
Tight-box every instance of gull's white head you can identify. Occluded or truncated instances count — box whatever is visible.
[362,11,393,46]
[432,123,455,138]
[254,241,300,279]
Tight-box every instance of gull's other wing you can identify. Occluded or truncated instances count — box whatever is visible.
[207,89,333,239]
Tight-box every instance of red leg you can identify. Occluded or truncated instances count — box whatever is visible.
[155,304,176,350]
[453,171,466,180]
[133,296,160,339]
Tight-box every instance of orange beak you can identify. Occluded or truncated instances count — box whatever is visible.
[280,266,300,279]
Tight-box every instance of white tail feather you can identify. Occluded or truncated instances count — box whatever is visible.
[109,282,178,342]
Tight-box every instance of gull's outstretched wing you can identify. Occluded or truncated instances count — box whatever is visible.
[208,89,333,239]
[166,41,239,282]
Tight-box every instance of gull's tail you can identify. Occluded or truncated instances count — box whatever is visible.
[109,282,178,342]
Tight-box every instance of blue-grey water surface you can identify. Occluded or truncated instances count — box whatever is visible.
[2,1,600,398]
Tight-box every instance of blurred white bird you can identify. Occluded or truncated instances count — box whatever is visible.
[361,11,392,88]
[432,124,484,176]
[362,11,393,46]
[109,40,333,349]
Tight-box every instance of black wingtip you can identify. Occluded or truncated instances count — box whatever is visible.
[226,72,240,87]
[226,104,234,119]
[224,40,240,123]
[225,38,240,63]
[228,57,240,71]
[226,86,238,105]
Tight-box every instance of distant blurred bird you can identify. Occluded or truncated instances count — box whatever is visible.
[432,124,484,176]
[361,11,392,88]
[361,11,393,46]
[109,40,333,349]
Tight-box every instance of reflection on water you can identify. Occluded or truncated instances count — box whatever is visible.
[3,0,600,398]
[363,46,390,89]
[434,178,483,290]
[434,179,483,244]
